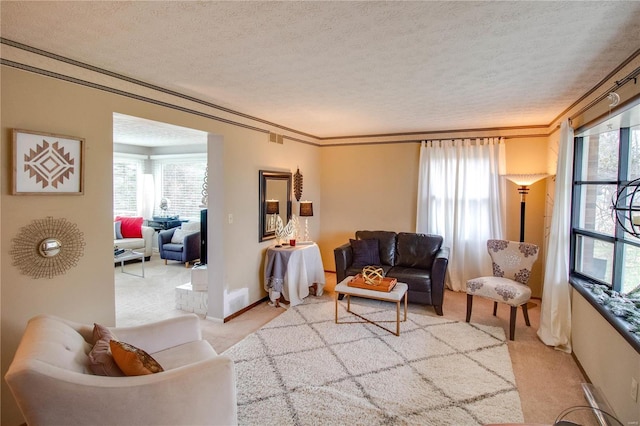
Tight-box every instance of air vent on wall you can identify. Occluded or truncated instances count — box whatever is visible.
[268,132,284,144]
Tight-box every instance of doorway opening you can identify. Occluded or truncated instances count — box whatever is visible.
[112,112,209,326]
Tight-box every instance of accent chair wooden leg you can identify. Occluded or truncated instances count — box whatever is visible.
[522,303,531,326]
[185,262,189,268]
[466,294,473,322]
[493,301,498,316]
[164,259,167,265]
[509,306,517,340]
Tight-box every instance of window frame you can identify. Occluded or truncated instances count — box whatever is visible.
[570,125,640,353]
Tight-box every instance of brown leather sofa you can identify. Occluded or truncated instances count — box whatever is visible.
[334,230,449,315]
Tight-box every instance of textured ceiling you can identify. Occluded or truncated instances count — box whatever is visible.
[113,113,207,147]
[2,1,640,139]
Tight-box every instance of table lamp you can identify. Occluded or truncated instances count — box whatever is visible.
[266,200,279,232]
[299,201,313,242]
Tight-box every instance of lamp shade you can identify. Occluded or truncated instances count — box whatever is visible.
[266,200,279,214]
[299,201,313,217]
[504,173,549,186]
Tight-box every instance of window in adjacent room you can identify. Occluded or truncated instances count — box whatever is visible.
[153,157,207,220]
[113,155,145,217]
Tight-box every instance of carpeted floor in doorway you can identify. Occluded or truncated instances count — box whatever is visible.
[223,298,524,425]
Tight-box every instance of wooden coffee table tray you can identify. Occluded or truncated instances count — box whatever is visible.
[347,274,397,292]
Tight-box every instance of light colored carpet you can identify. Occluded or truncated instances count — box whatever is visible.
[224,298,524,426]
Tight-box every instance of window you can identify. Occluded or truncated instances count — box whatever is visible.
[154,157,207,220]
[113,156,144,217]
[572,124,640,294]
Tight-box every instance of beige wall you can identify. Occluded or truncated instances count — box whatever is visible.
[318,142,420,270]
[0,67,321,425]
[318,137,550,297]
[572,290,640,424]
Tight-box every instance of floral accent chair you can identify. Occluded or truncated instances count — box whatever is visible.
[465,239,539,340]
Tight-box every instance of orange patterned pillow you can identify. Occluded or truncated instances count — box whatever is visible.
[109,340,164,376]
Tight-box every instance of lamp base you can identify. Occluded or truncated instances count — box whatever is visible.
[303,218,310,242]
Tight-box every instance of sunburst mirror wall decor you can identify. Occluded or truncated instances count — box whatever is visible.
[10,216,85,279]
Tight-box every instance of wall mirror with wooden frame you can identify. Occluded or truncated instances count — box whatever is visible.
[259,170,292,242]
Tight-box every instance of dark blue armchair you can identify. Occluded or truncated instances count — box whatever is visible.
[158,228,201,267]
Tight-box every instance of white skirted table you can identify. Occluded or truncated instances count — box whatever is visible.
[264,242,325,307]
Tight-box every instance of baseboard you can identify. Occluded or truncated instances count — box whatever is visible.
[223,296,270,323]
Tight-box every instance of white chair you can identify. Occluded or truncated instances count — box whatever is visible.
[466,239,539,340]
[5,314,237,425]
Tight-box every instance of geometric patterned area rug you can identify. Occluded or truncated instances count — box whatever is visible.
[223,298,524,425]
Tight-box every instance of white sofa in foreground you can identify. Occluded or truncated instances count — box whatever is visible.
[5,314,237,426]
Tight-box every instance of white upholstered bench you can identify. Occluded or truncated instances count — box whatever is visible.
[334,277,408,336]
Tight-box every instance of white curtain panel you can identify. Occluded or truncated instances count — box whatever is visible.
[139,173,155,219]
[417,138,506,291]
[537,120,573,353]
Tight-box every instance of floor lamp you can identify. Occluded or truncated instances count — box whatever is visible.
[505,174,548,242]
[505,173,547,310]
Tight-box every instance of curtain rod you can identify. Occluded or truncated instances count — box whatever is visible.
[569,64,640,123]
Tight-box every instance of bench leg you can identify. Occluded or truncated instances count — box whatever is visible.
[396,300,400,336]
[404,292,408,322]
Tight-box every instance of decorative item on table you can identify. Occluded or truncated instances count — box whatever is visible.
[347,267,397,292]
[362,265,384,285]
[299,200,313,242]
[612,177,640,238]
[114,247,125,256]
[159,197,170,216]
[275,214,298,246]
[294,167,303,201]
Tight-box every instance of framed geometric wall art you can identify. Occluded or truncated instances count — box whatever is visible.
[12,129,85,195]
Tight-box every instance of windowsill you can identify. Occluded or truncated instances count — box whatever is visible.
[570,276,640,354]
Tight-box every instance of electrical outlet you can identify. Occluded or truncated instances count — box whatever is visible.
[632,377,638,402]
[228,214,233,224]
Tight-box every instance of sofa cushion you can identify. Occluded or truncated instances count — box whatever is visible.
[163,243,185,253]
[355,231,397,266]
[115,216,143,238]
[151,340,217,370]
[88,324,123,376]
[171,228,187,244]
[110,340,164,376]
[388,266,432,293]
[89,339,124,376]
[114,238,145,251]
[114,221,123,240]
[181,221,200,233]
[23,315,93,374]
[350,238,381,267]
[395,232,442,269]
